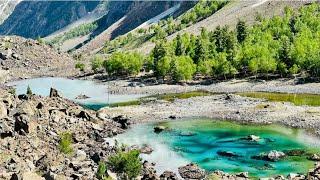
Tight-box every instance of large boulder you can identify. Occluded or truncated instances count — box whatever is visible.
[0,70,9,83]
[160,171,179,180]
[49,88,61,98]
[112,115,129,129]
[14,113,31,134]
[178,163,206,179]
[0,102,7,119]
[22,172,44,180]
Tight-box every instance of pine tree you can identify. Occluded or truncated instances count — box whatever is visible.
[236,20,247,43]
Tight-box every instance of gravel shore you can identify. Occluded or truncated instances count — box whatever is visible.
[100,93,320,136]
[99,78,320,96]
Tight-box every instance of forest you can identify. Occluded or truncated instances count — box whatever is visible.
[92,3,320,82]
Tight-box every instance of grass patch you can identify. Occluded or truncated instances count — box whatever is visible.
[58,132,73,155]
[109,90,215,107]
[237,92,320,106]
[148,90,215,102]
[109,100,141,108]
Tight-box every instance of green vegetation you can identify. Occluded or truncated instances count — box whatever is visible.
[109,100,141,108]
[107,149,141,179]
[58,132,73,155]
[101,1,228,54]
[91,55,104,73]
[48,22,98,45]
[26,85,33,95]
[237,92,320,106]
[75,63,85,71]
[148,4,320,81]
[104,52,143,76]
[109,90,214,107]
[97,162,111,180]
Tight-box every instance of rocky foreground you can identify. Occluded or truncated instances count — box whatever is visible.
[1,85,320,179]
[0,87,126,179]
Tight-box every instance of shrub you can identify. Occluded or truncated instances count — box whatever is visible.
[91,55,104,73]
[97,162,108,179]
[107,150,142,179]
[58,132,73,155]
[75,63,85,71]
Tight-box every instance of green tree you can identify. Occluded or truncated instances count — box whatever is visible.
[236,20,247,43]
[155,56,172,80]
[91,55,104,73]
[172,56,196,82]
[26,85,33,95]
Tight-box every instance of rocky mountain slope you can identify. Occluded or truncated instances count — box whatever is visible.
[0,1,100,38]
[0,0,21,25]
[0,36,76,82]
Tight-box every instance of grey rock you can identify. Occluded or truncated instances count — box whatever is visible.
[178,163,206,179]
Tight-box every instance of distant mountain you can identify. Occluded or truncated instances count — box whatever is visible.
[0,0,21,24]
[0,1,100,38]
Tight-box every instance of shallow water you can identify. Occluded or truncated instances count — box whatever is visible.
[6,77,143,110]
[112,119,320,178]
[237,92,320,106]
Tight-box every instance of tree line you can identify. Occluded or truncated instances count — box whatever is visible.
[91,4,320,82]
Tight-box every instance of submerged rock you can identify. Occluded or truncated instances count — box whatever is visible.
[285,149,306,156]
[252,150,286,162]
[243,135,260,142]
[178,163,206,179]
[217,150,241,158]
[154,126,166,133]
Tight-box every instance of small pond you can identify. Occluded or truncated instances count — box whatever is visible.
[237,92,320,106]
[6,77,143,110]
[111,119,320,179]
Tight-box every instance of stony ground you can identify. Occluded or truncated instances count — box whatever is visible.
[0,87,127,179]
[0,36,78,82]
[100,93,320,136]
[87,76,320,96]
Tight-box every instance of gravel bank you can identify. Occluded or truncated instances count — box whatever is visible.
[100,94,320,136]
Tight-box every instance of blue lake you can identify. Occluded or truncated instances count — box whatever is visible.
[112,119,320,178]
[6,77,143,110]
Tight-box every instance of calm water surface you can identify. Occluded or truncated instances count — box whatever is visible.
[7,77,143,110]
[112,119,320,178]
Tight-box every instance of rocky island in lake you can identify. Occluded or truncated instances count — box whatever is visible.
[1,1,320,180]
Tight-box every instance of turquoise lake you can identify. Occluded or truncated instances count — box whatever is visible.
[112,119,320,179]
[6,77,143,110]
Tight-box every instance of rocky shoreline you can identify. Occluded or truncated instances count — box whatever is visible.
[2,74,320,179]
